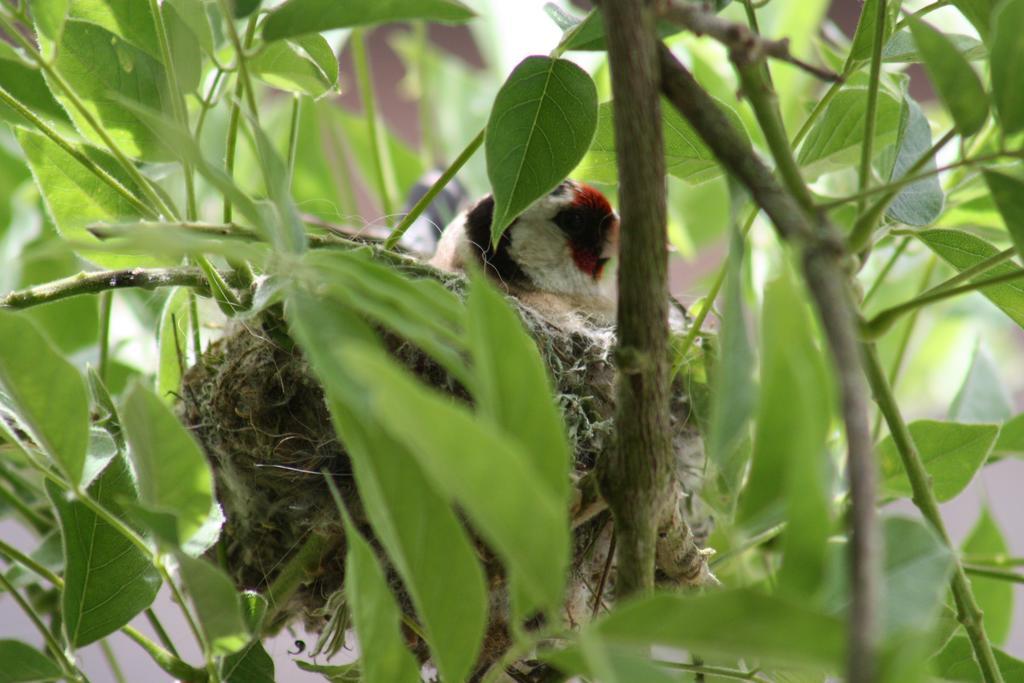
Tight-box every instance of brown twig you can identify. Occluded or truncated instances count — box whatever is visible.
[595,0,674,598]
[655,0,841,81]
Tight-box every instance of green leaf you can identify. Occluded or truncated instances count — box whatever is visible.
[0,640,63,682]
[232,0,261,18]
[486,56,598,242]
[739,265,833,597]
[157,288,190,403]
[331,107,425,205]
[995,412,1024,455]
[886,97,945,226]
[949,0,1000,40]
[847,0,900,64]
[262,0,475,40]
[174,553,249,656]
[221,593,275,682]
[989,0,1024,134]
[332,484,422,683]
[914,229,1024,329]
[46,18,173,160]
[882,30,986,63]
[982,170,1024,261]
[120,379,214,543]
[961,507,1012,645]
[0,43,69,126]
[932,635,1024,681]
[47,455,160,647]
[552,8,681,53]
[907,17,988,136]
[797,88,902,178]
[577,98,748,185]
[467,275,570,501]
[594,589,845,671]
[340,345,569,614]
[295,661,360,681]
[15,129,161,270]
[878,420,999,502]
[251,34,339,97]
[28,0,69,60]
[949,343,1013,424]
[706,223,756,505]
[287,294,487,683]
[0,310,89,485]
[879,517,954,637]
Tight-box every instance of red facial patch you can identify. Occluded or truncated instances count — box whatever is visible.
[569,246,609,280]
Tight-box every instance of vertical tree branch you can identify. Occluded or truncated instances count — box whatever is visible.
[657,42,880,683]
[597,0,673,597]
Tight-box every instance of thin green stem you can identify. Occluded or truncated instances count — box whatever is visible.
[964,564,1024,584]
[0,9,177,219]
[0,536,62,586]
[265,532,331,626]
[98,291,113,383]
[412,21,438,166]
[100,639,127,683]
[863,236,911,306]
[871,256,937,439]
[863,267,1024,338]
[920,245,1017,295]
[792,76,845,149]
[217,2,259,116]
[857,0,887,216]
[188,291,202,361]
[863,345,1004,683]
[657,659,770,682]
[964,555,1024,568]
[121,626,206,682]
[194,69,227,141]
[709,522,787,569]
[849,128,957,252]
[352,28,399,228]
[145,608,180,658]
[320,104,360,215]
[286,95,301,186]
[895,0,952,30]
[384,128,484,249]
[0,479,51,533]
[0,570,80,680]
[0,84,157,218]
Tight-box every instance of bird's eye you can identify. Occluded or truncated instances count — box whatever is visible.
[560,209,585,234]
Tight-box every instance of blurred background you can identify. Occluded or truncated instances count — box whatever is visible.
[2,0,1023,680]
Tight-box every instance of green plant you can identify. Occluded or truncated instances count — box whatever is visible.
[0,0,1023,682]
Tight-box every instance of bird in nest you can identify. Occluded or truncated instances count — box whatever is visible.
[414,179,620,329]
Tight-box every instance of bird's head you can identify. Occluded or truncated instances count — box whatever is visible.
[463,180,619,298]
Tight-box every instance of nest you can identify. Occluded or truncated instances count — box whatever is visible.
[179,279,713,678]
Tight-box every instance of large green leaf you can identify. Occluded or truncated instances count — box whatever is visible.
[175,553,249,656]
[950,0,1000,40]
[0,310,89,486]
[250,34,339,98]
[879,517,954,637]
[47,456,160,647]
[262,0,475,40]
[886,97,945,226]
[0,42,70,126]
[907,17,987,136]
[45,18,173,160]
[340,345,569,614]
[932,635,1024,680]
[989,0,1024,134]
[915,229,1024,329]
[287,293,487,683]
[0,640,63,682]
[961,508,1012,645]
[982,170,1024,261]
[593,589,845,671]
[878,420,999,502]
[120,380,214,543]
[339,512,422,682]
[486,56,598,242]
[797,88,902,178]
[16,129,160,270]
[467,275,570,500]
[740,265,833,597]
[948,344,1013,424]
[882,30,986,63]
[994,412,1024,455]
[577,97,748,185]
